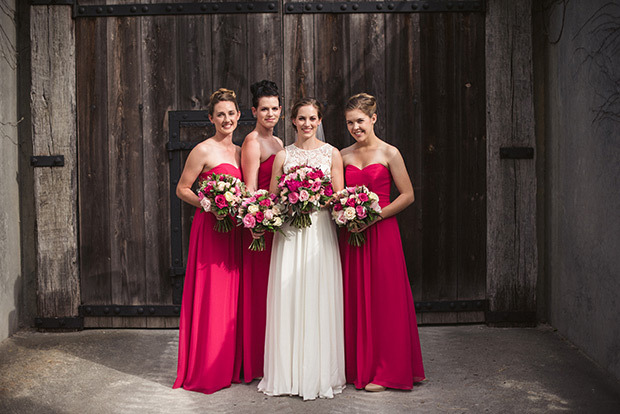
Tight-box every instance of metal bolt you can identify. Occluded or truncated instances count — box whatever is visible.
[149,307,155,314]
[114,307,120,314]
[177,5,184,11]
[78,7,85,14]
[376,3,383,10]
[317,4,323,10]
[340,4,347,10]
[201,4,208,11]
[305,4,311,10]
[142,6,149,12]
[137,307,144,314]
[130,6,136,12]
[166,5,172,12]
[236,4,242,10]
[96,7,102,14]
[352,4,358,10]
[107,7,113,13]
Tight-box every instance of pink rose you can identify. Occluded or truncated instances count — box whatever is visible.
[259,198,272,207]
[311,180,321,192]
[323,184,333,196]
[243,214,256,228]
[346,197,356,207]
[215,194,228,209]
[333,202,343,211]
[336,210,347,225]
[200,197,212,211]
[356,205,367,219]
[288,192,300,204]
[299,190,309,202]
[264,209,274,220]
[255,211,265,223]
[358,193,369,202]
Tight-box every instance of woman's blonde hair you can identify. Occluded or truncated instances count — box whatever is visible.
[345,93,377,118]
[207,88,239,115]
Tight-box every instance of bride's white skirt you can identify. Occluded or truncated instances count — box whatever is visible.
[258,209,346,400]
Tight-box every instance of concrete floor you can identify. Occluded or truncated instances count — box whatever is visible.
[0,325,619,414]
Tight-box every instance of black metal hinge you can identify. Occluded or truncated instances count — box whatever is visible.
[35,316,83,330]
[73,2,278,18]
[31,155,65,167]
[79,305,181,317]
[415,299,487,313]
[284,1,485,14]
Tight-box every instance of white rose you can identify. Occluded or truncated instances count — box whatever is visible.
[217,182,227,191]
[264,209,274,220]
[248,204,260,214]
[344,207,356,221]
[224,191,234,202]
[336,210,347,225]
[369,192,379,202]
[200,197,212,212]
[273,217,283,227]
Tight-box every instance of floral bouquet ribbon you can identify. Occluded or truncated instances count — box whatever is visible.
[197,173,245,232]
[331,185,382,246]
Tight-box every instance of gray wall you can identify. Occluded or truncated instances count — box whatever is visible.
[535,1,620,382]
[0,0,22,342]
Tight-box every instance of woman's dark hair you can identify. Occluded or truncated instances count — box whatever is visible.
[250,80,281,108]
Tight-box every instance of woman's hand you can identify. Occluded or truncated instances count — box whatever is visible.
[213,210,228,221]
[250,229,265,239]
[349,215,383,233]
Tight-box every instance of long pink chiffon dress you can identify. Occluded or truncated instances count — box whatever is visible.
[339,163,425,390]
[241,154,275,382]
[173,163,243,394]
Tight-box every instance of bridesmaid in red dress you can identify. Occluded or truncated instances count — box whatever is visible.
[339,93,425,392]
[239,80,283,382]
[173,88,243,394]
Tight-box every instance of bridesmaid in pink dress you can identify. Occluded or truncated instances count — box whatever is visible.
[339,93,425,392]
[173,88,243,394]
[239,80,283,382]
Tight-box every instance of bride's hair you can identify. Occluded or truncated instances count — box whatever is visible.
[250,80,280,108]
[290,97,323,128]
[345,93,377,118]
[208,88,239,115]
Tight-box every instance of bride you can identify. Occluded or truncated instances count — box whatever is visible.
[258,98,346,400]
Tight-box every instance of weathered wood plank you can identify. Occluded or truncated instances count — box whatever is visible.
[283,11,315,143]
[106,13,146,327]
[212,12,248,110]
[246,10,283,109]
[385,13,423,298]
[77,16,111,306]
[456,13,487,302]
[486,0,537,316]
[314,14,349,146]
[348,13,387,141]
[177,14,212,110]
[30,5,80,318]
[142,9,177,328]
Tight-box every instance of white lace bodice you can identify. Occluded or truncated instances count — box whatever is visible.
[283,143,333,178]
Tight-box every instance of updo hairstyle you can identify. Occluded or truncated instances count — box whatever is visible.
[207,88,239,115]
[250,80,281,108]
[345,93,377,118]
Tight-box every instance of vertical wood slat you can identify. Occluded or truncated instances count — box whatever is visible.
[384,13,424,301]
[486,0,537,319]
[30,5,80,318]
[177,14,212,110]
[314,13,349,145]
[107,12,146,328]
[283,9,315,143]
[142,8,177,328]
[77,14,111,329]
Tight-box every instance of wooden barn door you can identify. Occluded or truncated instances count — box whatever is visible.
[75,0,486,327]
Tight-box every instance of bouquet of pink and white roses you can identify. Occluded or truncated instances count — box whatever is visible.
[331,185,382,246]
[277,165,334,228]
[197,173,245,233]
[237,189,287,251]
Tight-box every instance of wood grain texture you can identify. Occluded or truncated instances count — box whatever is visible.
[283,12,315,143]
[30,5,80,318]
[486,0,537,314]
[177,14,212,110]
[106,13,146,327]
[76,15,111,313]
[142,10,177,328]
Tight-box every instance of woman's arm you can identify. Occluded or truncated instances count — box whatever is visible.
[380,146,414,219]
[268,150,287,194]
[241,133,260,193]
[331,148,345,192]
[176,145,208,209]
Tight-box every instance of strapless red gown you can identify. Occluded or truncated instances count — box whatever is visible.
[173,163,243,394]
[340,163,425,389]
[241,154,275,381]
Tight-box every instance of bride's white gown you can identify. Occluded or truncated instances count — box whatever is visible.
[258,143,346,400]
